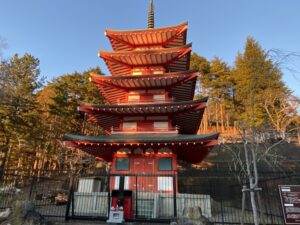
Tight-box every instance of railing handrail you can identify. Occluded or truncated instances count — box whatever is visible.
[118,96,175,104]
[111,126,179,134]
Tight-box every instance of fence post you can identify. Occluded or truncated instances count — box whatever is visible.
[0,168,4,183]
[71,185,75,217]
[173,174,177,218]
[107,173,111,219]
[241,185,246,225]
[65,175,75,221]
[135,175,138,218]
[257,191,266,225]
[220,198,225,223]
[266,183,275,224]
[28,176,36,201]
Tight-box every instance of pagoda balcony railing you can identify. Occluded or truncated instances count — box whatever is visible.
[117,97,175,105]
[111,126,179,134]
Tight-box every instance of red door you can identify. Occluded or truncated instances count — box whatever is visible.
[144,158,155,191]
[133,158,143,191]
[133,157,155,191]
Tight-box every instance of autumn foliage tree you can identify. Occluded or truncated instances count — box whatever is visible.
[190,54,235,133]
[0,55,106,175]
[35,68,105,172]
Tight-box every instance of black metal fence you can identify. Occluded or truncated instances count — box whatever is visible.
[177,171,300,225]
[66,173,176,223]
[0,170,72,218]
[1,169,300,224]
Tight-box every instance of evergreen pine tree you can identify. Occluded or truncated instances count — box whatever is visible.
[232,37,287,127]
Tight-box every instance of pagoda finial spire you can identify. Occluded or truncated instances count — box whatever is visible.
[148,0,154,29]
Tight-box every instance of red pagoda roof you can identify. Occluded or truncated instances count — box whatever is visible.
[79,98,207,134]
[64,132,219,163]
[90,70,197,89]
[105,22,188,51]
[100,44,192,75]
[80,98,206,116]
[90,70,197,104]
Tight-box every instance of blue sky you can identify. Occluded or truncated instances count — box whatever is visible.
[1,0,300,96]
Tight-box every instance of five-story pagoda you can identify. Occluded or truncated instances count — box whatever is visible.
[64,0,219,192]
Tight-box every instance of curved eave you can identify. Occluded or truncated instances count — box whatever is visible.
[90,70,198,89]
[173,107,205,134]
[100,44,192,76]
[80,98,207,134]
[100,43,192,60]
[79,98,207,115]
[85,107,205,135]
[105,22,188,51]
[64,132,219,163]
[93,77,197,104]
[105,22,188,36]
[64,132,219,144]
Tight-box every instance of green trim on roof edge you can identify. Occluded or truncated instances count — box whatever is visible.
[91,69,198,79]
[79,97,208,108]
[64,132,219,143]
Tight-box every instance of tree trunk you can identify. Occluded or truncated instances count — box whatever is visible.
[243,127,259,225]
[250,187,259,225]
[234,121,237,134]
[226,114,230,132]
[202,110,208,133]
[220,103,224,133]
[205,108,209,132]
[215,103,219,131]
[0,145,9,179]
[250,90,259,225]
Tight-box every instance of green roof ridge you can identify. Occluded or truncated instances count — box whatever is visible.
[91,69,198,79]
[79,97,208,108]
[64,132,219,143]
